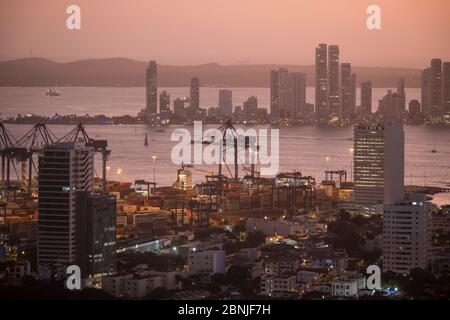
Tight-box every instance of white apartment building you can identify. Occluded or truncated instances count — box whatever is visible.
[188,249,225,275]
[260,275,297,297]
[383,194,432,274]
[264,257,299,276]
[102,272,163,298]
[331,274,366,297]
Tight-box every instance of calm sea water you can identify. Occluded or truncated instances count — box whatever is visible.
[1,87,449,205]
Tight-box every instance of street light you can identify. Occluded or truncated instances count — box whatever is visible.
[325,157,330,171]
[116,168,122,181]
[349,148,354,181]
[152,154,157,192]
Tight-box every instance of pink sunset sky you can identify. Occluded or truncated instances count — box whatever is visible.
[0,0,449,68]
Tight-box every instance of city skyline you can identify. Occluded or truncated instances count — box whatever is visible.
[131,44,448,124]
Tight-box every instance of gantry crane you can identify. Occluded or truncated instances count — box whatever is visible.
[0,122,17,189]
[1,122,56,193]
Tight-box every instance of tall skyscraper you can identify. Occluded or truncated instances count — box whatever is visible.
[328,45,340,116]
[76,192,116,280]
[383,194,431,274]
[38,141,116,284]
[218,89,233,116]
[145,60,158,122]
[421,59,447,118]
[288,72,306,122]
[353,122,404,211]
[38,141,94,270]
[421,68,430,115]
[278,68,289,118]
[340,63,356,119]
[243,96,258,122]
[429,59,443,117]
[270,68,289,119]
[443,62,450,114]
[361,81,372,115]
[270,70,280,119]
[190,77,200,109]
[397,78,406,110]
[315,44,329,120]
[159,90,171,122]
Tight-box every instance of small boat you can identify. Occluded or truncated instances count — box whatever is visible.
[431,142,437,153]
[144,133,148,146]
[46,88,60,96]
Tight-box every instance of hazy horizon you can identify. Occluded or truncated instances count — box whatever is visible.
[0,56,432,70]
[1,0,450,68]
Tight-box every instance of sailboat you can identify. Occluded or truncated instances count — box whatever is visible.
[144,133,148,146]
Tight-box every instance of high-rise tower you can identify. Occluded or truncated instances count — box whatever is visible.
[218,89,233,116]
[328,45,340,116]
[361,81,372,115]
[288,72,306,122]
[443,62,450,114]
[353,122,405,211]
[270,68,289,119]
[315,44,329,121]
[383,194,431,274]
[340,63,356,119]
[429,59,443,117]
[190,77,200,109]
[38,141,94,268]
[145,60,158,123]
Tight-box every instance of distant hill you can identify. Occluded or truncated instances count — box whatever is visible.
[0,57,421,88]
